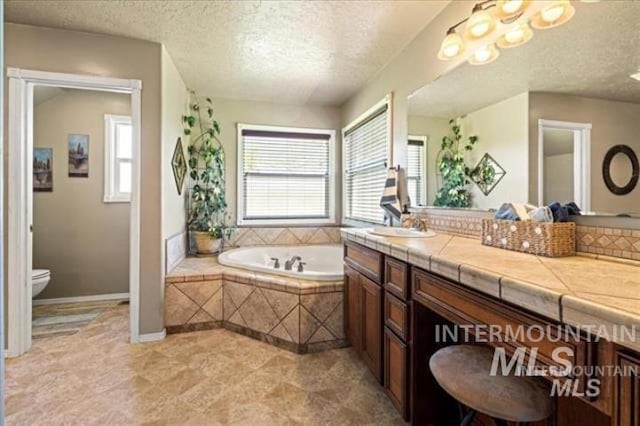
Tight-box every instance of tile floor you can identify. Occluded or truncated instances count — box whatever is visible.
[32,300,121,339]
[6,304,403,425]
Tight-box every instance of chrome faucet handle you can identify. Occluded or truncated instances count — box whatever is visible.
[270,257,280,269]
[297,262,306,273]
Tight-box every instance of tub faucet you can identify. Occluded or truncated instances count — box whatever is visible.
[297,262,306,273]
[270,257,280,269]
[284,256,302,271]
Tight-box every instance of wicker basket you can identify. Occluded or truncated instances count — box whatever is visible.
[481,219,576,257]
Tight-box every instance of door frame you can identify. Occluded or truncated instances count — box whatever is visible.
[537,119,592,211]
[6,68,142,357]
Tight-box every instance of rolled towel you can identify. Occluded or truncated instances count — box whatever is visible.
[494,203,536,221]
[548,202,569,222]
[380,168,402,222]
[528,206,554,223]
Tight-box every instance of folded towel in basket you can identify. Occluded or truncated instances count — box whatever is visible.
[380,168,402,222]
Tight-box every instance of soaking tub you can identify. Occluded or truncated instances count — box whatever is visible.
[218,244,343,281]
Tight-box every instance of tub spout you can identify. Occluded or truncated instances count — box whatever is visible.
[284,256,302,271]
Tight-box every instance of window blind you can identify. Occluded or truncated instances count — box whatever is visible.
[344,105,389,224]
[407,139,425,206]
[241,128,331,220]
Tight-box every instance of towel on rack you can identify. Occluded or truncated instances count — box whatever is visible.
[380,168,402,222]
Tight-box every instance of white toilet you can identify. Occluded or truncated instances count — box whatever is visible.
[32,269,51,298]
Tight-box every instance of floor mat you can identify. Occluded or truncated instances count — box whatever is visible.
[32,300,121,339]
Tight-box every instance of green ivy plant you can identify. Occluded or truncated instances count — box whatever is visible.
[183,96,235,241]
[433,118,478,208]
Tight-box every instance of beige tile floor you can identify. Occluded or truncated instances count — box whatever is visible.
[6,304,403,425]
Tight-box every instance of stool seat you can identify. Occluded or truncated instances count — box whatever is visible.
[429,345,552,423]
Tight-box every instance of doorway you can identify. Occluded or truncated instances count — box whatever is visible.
[537,119,592,211]
[7,68,142,357]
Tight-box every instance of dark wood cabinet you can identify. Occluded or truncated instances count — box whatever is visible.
[344,265,361,351]
[360,275,383,383]
[615,351,640,426]
[343,261,384,383]
[384,326,409,420]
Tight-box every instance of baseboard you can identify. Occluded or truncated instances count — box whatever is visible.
[138,328,166,343]
[33,292,130,305]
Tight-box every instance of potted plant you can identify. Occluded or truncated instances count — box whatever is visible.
[183,96,235,254]
[433,118,479,208]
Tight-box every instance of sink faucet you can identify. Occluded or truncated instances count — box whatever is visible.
[284,256,301,271]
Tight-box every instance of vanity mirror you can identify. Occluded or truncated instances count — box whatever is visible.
[406,1,640,219]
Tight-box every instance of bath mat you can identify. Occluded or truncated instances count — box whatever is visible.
[32,300,119,339]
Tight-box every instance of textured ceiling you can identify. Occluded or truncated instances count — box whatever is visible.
[5,0,449,106]
[408,1,640,118]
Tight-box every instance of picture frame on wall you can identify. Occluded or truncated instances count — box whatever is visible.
[171,137,187,195]
[68,133,89,177]
[33,147,53,192]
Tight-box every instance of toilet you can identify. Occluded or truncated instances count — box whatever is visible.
[32,269,51,298]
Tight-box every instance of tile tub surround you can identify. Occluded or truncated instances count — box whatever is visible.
[225,226,342,249]
[165,258,346,354]
[341,228,640,352]
[6,304,403,425]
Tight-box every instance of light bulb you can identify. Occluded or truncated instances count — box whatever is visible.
[438,31,465,60]
[494,0,529,19]
[464,8,496,40]
[542,4,565,22]
[468,44,500,65]
[497,23,533,48]
[531,1,575,29]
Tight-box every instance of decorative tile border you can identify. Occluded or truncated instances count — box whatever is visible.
[225,226,342,249]
[165,263,345,354]
[404,209,489,238]
[576,226,640,261]
[405,208,640,262]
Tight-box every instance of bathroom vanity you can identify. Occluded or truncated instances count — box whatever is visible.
[341,228,640,425]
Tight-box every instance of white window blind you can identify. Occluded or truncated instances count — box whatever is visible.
[239,126,334,224]
[407,139,425,206]
[344,104,389,224]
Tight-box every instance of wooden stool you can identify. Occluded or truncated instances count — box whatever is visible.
[429,345,553,426]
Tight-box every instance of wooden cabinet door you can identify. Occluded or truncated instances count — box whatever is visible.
[384,326,409,420]
[360,275,383,383]
[344,265,361,351]
[616,351,640,426]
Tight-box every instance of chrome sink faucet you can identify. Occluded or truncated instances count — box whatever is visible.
[284,256,302,271]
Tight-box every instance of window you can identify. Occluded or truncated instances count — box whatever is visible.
[104,114,133,202]
[343,99,391,225]
[407,136,427,206]
[237,124,336,225]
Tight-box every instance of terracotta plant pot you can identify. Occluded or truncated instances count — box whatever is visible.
[191,231,222,254]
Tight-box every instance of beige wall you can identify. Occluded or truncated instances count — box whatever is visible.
[407,115,449,205]
[544,154,574,204]
[529,93,640,214]
[461,92,529,210]
[5,23,164,334]
[207,98,342,223]
[161,47,189,263]
[33,89,130,299]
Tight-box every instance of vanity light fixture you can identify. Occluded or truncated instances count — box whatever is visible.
[631,72,640,82]
[496,22,533,48]
[468,43,500,65]
[438,29,465,60]
[464,4,497,40]
[493,0,530,20]
[531,0,576,29]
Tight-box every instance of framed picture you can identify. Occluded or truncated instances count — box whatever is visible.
[33,147,53,192]
[172,137,187,195]
[68,134,89,177]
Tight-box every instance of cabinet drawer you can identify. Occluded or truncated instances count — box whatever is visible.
[385,257,409,300]
[385,292,409,341]
[412,268,595,391]
[345,242,384,284]
[384,326,409,420]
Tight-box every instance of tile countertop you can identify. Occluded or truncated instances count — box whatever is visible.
[341,228,640,352]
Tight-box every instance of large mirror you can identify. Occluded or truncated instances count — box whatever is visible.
[406,1,640,218]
